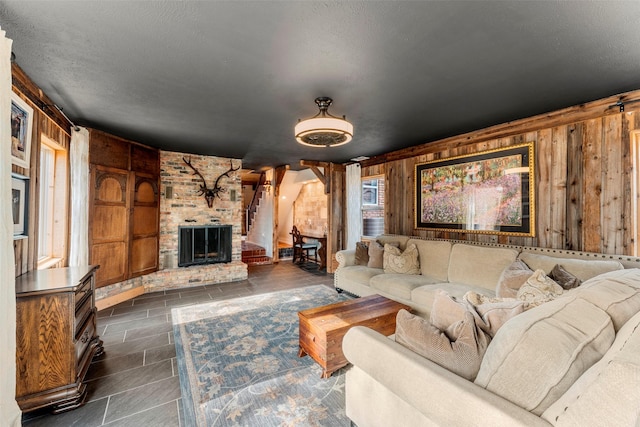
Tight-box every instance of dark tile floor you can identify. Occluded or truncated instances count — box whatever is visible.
[22,262,334,427]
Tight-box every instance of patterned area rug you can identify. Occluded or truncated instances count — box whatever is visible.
[172,285,352,427]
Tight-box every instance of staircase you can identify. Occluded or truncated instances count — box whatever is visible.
[241,241,272,266]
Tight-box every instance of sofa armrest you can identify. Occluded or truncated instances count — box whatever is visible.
[335,249,356,269]
[342,326,551,427]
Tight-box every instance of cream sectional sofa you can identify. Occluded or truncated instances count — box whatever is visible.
[335,234,631,317]
[336,236,640,426]
[342,268,640,426]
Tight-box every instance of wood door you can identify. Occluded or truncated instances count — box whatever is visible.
[89,165,129,288]
[129,172,159,277]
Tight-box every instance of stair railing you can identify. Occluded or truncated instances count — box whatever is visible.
[246,172,268,233]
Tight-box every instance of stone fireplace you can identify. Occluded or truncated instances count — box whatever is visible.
[178,225,232,267]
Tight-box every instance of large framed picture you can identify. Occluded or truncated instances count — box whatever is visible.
[415,142,535,236]
[12,173,29,239]
[11,91,34,169]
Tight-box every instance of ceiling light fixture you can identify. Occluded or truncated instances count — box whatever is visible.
[295,97,353,147]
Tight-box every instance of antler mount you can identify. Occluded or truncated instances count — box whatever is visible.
[183,157,240,208]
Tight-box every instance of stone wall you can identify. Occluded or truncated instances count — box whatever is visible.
[293,180,328,236]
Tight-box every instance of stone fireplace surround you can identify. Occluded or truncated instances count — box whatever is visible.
[95,151,247,308]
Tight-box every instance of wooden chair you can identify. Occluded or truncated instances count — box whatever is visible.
[292,226,317,264]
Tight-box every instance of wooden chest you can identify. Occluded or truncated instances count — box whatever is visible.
[298,294,411,378]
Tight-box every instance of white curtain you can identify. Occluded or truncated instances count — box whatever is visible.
[0,26,22,426]
[346,163,362,250]
[69,126,89,266]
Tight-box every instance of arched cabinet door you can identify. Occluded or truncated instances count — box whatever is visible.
[89,166,129,288]
[129,173,159,278]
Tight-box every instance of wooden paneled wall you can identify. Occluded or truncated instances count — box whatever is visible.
[12,63,71,277]
[361,90,640,255]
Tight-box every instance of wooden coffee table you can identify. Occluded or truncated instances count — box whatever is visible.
[298,294,411,378]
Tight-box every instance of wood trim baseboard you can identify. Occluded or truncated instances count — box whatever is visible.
[95,286,145,311]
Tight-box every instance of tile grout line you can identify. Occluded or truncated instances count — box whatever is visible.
[101,395,111,426]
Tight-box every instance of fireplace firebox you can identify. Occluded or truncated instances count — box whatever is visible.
[178,225,232,267]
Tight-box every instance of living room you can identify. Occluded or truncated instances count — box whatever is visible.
[2,2,640,426]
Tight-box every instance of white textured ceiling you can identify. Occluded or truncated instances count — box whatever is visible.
[1,1,640,171]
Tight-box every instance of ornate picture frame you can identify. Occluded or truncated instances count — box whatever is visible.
[415,142,535,236]
[11,91,34,169]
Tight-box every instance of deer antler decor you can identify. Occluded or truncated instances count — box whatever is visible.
[183,157,240,208]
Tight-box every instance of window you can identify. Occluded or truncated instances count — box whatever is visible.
[362,175,384,237]
[37,135,68,268]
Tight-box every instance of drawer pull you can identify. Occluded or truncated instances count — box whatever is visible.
[81,331,90,344]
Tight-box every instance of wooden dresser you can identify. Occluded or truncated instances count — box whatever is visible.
[15,265,104,413]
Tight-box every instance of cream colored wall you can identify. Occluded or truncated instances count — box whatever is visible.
[1,26,22,426]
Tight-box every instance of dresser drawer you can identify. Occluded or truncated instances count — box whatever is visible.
[75,276,92,310]
[75,316,96,364]
[75,291,93,331]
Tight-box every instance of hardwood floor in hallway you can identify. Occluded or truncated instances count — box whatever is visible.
[21,262,334,427]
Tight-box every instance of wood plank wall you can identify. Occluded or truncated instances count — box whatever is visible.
[12,63,71,277]
[360,90,640,255]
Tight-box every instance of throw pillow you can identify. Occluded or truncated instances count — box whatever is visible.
[395,308,490,381]
[354,242,370,266]
[549,264,581,290]
[516,269,563,309]
[367,241,385,268]
[383,243,420,275]
[496,259,533,298]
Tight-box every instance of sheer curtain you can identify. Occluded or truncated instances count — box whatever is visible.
[346,163,362,250]
[69,126,89,266]
[0,26,22,426]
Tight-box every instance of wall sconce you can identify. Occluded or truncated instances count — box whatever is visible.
[264,180,272,193]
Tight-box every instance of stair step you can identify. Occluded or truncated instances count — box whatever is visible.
[242,255,272,266]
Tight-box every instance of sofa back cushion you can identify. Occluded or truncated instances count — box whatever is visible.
[541,310,640,426]
[518,251,623,282]
[447,244,519,291]
[474,296,615,415]
[407,238,452,282]
[576,268,640,331]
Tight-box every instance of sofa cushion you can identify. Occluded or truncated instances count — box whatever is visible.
[411,283,495,312]
[541,310,640,426]
[448,244,519,291]
[407,238,452,282]
[367,241,385,268]
[371,273,436,301]
[549,264,581,290]
[337,265,384,284]
[576,268,640,331]
[354,242,370,266]
[516,269,564,309]
[430,290,525,338]
[474,296,615,415]
[496,259,533,298]
[395,308,490,381]
[383,243,421,275]
[518,251,623,282]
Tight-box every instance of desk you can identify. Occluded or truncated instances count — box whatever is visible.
[300,233,327,270]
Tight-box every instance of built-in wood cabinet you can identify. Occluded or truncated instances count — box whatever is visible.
[88,129,160,288]
[15,266,103,413]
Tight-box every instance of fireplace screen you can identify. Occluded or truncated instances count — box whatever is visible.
[178,225,232,267]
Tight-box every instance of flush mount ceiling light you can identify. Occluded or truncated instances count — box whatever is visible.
[295,97,353,147]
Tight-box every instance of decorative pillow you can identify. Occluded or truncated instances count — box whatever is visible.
[496,259,533,298]
[549,264,581,290]
[516,269,563,309]
[354,242,370,266]
[395,308,490,381]
[367,241,385,268]
[383,243,420,275]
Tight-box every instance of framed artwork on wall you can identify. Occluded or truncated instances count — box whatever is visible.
[415,142,535,237]
[12,173,29,239]
[11,91,34,169]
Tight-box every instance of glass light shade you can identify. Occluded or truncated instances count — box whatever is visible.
[295,117,354,147]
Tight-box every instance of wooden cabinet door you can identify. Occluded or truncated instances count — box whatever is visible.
[89,166,129,288]
[129,172,159,277]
